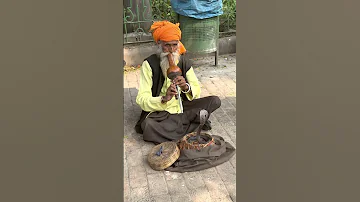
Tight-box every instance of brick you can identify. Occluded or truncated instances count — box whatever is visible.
[128,118,140,130]
[131,133,146,147]
[227,97,236,108]
[212,196,233,202]
[200,88,211,97]
[222,108,236,122]
[124,103,133,111]
[224,75,236,84]
[228,83,236,91]
[135,69,141,76]
[124,137,142,154]
[129,175,148,189]
[123,127,133,138]
[126,149,144,167]
[124,105,133,113]
[213,84,228,95]
[170,195,192,202]
[200,79,213,85]
[141,142,155,156]
[205,84,218,94]
[229,136,236,146]
[124,177,131,202]
[220,99,235,109]
[229,154,236,168]
[218,116,235,128]
[166,179,189,196]
[224,126,236,139]
[129,88,139,96]
[130,187,152,202]
[223,182,236,202]
[128,81,139,88]
[188,186,213,202]
[212,109,229,120]
[123,89,131,98]
[151,195,171,202]
[147,173,168,196]
[217,94,227,100]
[203,179,229,199]
[132,105,142,114]
[124,162,129,179]
[208,116,221,128]
[211,127,229,138]
[224,128,236,146]
[215,133,234,145]
[124,119,137,130]
[225,92,236,98]
[201,169,231,199]
[127,73,138,82]
[143,156,159,175]
[223,87,235,95]
[128,165,147,180]
[199,167,220,181]
[183,171,205,189]
[230,119,236,127]
[212,108,225,117]
[215,162,236,184]
[163,171,183,181]
[131,96,137,105]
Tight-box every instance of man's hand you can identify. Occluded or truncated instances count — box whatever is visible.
[173,76,188,91]
[163,83,177,102]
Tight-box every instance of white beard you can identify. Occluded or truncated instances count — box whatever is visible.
[158,51,181,79]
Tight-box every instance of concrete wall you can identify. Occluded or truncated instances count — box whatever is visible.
[124,36,236,66]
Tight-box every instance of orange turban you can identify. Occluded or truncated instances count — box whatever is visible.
[150,21,187,54]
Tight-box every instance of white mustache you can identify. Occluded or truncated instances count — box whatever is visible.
[159,52,181,78]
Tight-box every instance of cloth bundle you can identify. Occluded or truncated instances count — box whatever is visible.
[165,135,235,172]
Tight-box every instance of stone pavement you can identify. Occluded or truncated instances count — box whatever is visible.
[124,53,236,202]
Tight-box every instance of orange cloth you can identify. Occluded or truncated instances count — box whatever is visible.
[150,21,186,54]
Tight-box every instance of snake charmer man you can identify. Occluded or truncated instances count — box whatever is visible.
[135,21,221,144]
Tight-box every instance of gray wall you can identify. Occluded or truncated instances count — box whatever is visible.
[0,1,123,202]
[238,0,360,202]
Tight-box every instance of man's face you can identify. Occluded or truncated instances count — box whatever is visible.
[161,40,179,53]
[158,40,181,78]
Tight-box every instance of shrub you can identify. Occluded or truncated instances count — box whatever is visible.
[151,0,177,23]
[219,0,236,32]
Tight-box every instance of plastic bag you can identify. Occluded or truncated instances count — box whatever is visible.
[170,0,223,19]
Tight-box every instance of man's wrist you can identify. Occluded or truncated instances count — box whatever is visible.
[161,95,170,104]
[180,85,188,91]
[181,83,191,93]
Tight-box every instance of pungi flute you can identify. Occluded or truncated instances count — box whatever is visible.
[166,53,183,113]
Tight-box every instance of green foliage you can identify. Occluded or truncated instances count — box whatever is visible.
[151,0,177,23]
[220,0,236,32]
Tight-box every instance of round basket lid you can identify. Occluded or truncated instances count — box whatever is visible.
[147,142,180,171]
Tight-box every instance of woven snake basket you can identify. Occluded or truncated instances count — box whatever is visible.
[147,141,180,171]
[178,132,215,151]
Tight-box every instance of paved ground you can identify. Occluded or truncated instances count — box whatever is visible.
[124,53,237,202]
